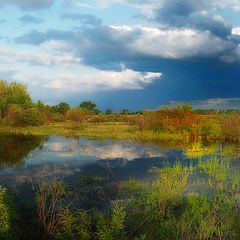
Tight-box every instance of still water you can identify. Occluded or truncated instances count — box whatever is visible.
[0,134,239,192]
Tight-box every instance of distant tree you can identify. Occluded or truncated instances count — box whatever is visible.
[106,109,112,115]
[57,102,70,114]
[181,103,193,111]
[79,101,96,111]
[93,108,102,115]
[121,109,129,115]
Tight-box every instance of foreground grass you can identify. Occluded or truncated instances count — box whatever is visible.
[39,158,240,240]
[0,121,186,143]
[5,156,239,240]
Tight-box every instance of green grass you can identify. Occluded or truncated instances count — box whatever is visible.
[0,121,186,143]
[2,155,240,239]
[0,186,10,238]
[0,186,16,239]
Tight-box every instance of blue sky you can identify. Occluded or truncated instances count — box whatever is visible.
[1,0,240,110]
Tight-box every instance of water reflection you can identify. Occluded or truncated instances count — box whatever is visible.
[0,135,240,190]
[0,136,172,184]
[39,136,165,161]
[0,134,47,169]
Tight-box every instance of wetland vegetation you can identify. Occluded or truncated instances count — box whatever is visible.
[1,80,240,239]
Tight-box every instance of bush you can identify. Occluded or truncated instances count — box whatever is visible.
[66,108,89,122]
[96,201,126,240]
[6,105,40,126]
[220,115,240,141]
[135,105,197,133]
[199,118,222,139]
[55,209,92,240]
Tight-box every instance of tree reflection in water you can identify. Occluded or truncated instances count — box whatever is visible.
[0,134,47,169]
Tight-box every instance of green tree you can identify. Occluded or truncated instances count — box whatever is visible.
[106,109,112,115]
[8,82,32,107]
[0,80,32,117]
[56,102,70,114]
[121,109,129,115]
[79,101,96,111]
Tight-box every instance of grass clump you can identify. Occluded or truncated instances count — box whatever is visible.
[0,186,16,239]
[0,186,11,238]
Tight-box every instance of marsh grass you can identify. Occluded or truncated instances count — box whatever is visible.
[3,155,240,240]
[36,178,70,239]
[0,186,11,238]
[0,186,17,239]
[2,146,240,239]
[0,121,185,144]
[119,158,240,240]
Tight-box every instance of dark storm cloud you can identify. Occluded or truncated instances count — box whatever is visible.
[5,0,240,109]
[62,14,102,26]
[19,15,44,24]
[156,0,209,17]
[169,98,240,110]
[150,0,232,38]
[0,0,54,10]
[15,24,236,67]
[88,60,240,111]
[192,15,232,38]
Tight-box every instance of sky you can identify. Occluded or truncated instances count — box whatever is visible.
[0,0,240,111]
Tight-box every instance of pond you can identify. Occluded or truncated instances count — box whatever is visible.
[0,135,183,185]
[0,134,239,193]
[1,134,240,239]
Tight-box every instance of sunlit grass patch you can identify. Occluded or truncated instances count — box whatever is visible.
[0,186,12,239]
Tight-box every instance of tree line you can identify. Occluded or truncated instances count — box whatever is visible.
[0,80,133,126]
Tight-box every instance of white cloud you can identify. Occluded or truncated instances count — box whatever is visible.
[233,4,240,11]
[9,63,161,95]
[109,25,234,59]
[0,40,161,94]
[43,67,161,92]
[232,27,240,35]
[0,46,80,67]
[43,137,165,160]
[40,40,73,52]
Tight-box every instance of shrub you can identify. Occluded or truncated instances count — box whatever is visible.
[135,105,197,133]
[198,118,222,139]
[0,186,11,239]
[220,115,240,141]
[66,108,89,122]
[6,105,40,126]
[96,201,126,240]
[55,208,92,240]
[36,179,66,238]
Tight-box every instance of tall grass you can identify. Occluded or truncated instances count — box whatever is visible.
[0,186,11,238]
[2,148,240,239]
[0,186,16,239]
